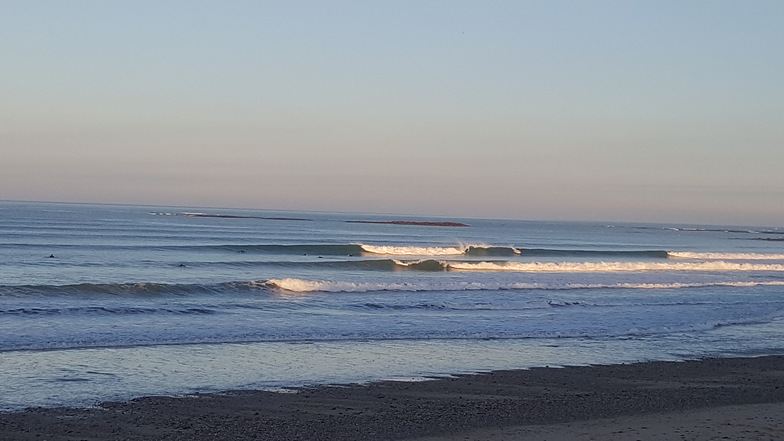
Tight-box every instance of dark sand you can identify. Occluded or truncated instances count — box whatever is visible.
[2,356,783,440]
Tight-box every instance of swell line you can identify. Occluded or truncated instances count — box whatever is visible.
[149,243,672,259]
[0,282,264,298]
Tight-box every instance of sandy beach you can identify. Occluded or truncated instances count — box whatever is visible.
[1,355,782,440]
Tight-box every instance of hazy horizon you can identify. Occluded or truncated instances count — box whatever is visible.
[3,1,783,226]
[3,198,782,229]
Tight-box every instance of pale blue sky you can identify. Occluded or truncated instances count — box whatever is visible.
[2,1,783,225]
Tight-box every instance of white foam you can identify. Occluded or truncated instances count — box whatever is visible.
[668,252,784,260]
[446,261,784,272]
[265,278,420,293]
[264,278,784,293]
[392,259,420,267]
[360,245,466,256]
[564,281,784,290]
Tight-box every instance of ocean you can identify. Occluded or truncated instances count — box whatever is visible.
[1,201,783,411]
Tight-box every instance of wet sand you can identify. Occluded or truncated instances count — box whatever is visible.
[1,355,783,440]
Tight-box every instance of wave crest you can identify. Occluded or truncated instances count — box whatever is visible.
[447,261,784,272]
[263,278,784,293]
[360,244,521,256]
[668,251,784,260]
[360,245,466,256]
[264,278,425,293]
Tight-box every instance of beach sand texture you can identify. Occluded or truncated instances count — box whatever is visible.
[1,356,782,440]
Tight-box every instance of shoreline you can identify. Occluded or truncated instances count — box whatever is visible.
[1,355,783,440]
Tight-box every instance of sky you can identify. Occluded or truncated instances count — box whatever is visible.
[2,1,783,226]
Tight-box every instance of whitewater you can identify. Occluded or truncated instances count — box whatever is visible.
[1,201,783,410]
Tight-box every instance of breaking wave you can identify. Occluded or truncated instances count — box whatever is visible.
[264,278,784,293]
[150,243,784,262]
[359,244,523,256]
[164,243,676,258]
[352,259,784,273]
[668,252,784,260]
[446,261,784,272]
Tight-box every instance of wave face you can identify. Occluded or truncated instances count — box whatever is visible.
[198,244,366,256]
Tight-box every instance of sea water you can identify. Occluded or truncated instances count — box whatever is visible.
[1,201,783,410]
